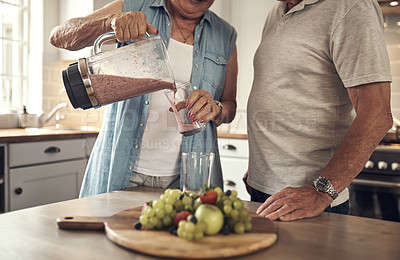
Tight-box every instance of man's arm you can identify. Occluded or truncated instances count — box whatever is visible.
[256,82,392,221]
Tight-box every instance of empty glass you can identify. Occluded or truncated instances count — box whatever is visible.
[164,82,206,136]
[182,152,215,192]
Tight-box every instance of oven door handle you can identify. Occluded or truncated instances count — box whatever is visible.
[352,179,400,188]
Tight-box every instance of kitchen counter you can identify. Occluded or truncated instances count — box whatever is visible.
[0,187,399,260]
[0,128,99,143]
[217,130,248,139]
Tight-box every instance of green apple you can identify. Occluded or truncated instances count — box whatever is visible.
[194,204,224,235]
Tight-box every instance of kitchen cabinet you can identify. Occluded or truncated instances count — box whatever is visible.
[3,137,96,212]
[219,138,250,201]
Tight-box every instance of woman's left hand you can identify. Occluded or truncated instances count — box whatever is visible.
[186,89,220,124]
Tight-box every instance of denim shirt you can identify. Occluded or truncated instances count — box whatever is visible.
[79,0,237,197]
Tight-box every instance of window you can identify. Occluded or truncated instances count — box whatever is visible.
[0,0,29,113]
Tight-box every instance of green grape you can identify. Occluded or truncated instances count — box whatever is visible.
[223,205,232,214]
[245,222,252,231]
[162,215,172,227]
[233,200,243,210]
[185,221,195,233]
[214,187,223,197]
[165,188,172,196]
[239,208,248,221]
[139,215,149,225]
[155,208,165,218]
[174,200,183,210]
[178,220,186,229]
[164,203,173,213]
[160,194,167,203]
[170,189,182,199]
[185,232,194,241]
[153,200,164,209]
[177,227,184,237]
[145,207,155,218]
[230,190,238,198]
[194,231,204,240]
[230,209,239,220]
[149,217,160,227]
[165,197,175,205]
[182,196,192,206]
[234,222,245,234]
[169,210,177,218]
[195,222,207,233]
[184,205,194,213]
[223,198,232,206]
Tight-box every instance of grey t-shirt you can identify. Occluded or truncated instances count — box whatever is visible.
[247,0,392,206]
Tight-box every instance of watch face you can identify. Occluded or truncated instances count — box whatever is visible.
[315,177,329,192]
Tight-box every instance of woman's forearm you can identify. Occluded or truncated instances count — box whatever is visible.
[49,15,114,51]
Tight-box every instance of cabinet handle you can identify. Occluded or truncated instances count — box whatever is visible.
[15,187,23,195]
[44,146,61,153]
[222,144,237,151]
[224,180,236,186]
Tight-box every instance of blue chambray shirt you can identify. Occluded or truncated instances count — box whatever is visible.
[79,0,237,197]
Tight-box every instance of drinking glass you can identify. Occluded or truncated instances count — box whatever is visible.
[164,82,206,136]
[182,152,215,192]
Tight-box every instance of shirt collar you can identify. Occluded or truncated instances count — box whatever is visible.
[280,0,320,14]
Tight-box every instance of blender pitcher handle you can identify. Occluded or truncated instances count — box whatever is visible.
[93,32,151,55]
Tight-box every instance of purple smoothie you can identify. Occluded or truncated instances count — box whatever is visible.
[89,74,176,105]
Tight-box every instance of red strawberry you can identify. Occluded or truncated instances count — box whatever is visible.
[173,211,191,227]
[199,190,218,205]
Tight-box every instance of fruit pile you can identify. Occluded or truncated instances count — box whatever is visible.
[134,185,252,241]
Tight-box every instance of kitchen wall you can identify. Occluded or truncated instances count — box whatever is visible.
[43,1,400,130]
[385,14,400,120]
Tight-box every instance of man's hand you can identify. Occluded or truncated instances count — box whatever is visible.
[256,184,332,221]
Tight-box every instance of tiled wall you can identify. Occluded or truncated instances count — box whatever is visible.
[42,60,105,128]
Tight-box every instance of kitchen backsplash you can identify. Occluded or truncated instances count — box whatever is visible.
[42,60,105,129]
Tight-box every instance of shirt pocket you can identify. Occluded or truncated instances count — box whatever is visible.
[203,51,228,89]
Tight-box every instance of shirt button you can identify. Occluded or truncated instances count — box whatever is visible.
[193,86,198,90]
[195,64,199,68]
[139,123,144,127]
[135,145,139,149]
[145,100,149,105]
[129,166,133,170]
[168,22,171,26]
[164,40,167,44]
[197,34,200,38]
[216,58,219,62]
[195,49,199,54]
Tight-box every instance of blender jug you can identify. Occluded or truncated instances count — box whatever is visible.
[62,32,175,109]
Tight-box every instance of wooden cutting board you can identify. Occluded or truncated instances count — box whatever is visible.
[57,207,277,259]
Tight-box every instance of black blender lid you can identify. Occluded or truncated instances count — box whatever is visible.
[62,62,93,110]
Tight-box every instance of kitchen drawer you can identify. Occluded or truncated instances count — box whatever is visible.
[9,139,87,167]
[218,138,248,158]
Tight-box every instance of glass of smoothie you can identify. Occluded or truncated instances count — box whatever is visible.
[182,152,214,192]
[164,82,206,136]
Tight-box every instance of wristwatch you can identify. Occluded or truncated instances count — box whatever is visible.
[313,176,339,200]
[212,100,223,122]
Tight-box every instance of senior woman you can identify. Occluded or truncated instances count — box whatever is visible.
[49,0,238,197]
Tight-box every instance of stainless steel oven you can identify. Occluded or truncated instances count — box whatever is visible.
[349,144,400,222]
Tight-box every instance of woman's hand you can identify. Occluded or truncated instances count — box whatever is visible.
[110,11,158,42]
[186,89,221,124]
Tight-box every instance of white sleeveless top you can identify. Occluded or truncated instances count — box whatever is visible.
[133,39,193,176]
